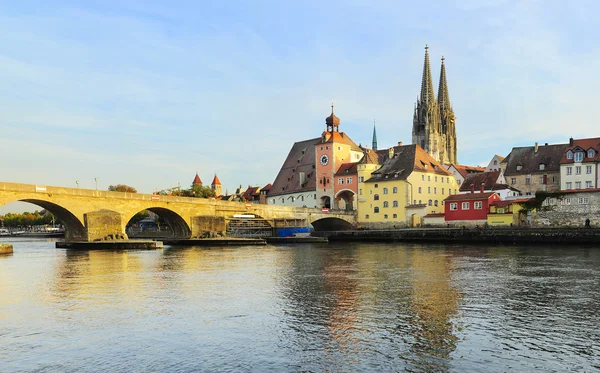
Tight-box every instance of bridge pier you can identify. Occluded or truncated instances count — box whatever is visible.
[83,210,127,242]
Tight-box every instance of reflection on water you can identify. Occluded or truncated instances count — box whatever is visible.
[0,238,599,372]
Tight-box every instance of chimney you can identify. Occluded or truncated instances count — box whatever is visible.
[569,137,574,146]
[470,184,475,194]
[534,142,539,153]
[398,141,403,146]
[299,172,306,186]
[480,183,485,193]
[545,143,548,146]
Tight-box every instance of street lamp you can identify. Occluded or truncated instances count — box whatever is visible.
[76,180,80,189]
[94,178,98,190]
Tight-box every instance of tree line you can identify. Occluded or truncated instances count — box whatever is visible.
[1,211,56,228]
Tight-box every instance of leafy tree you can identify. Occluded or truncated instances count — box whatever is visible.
[129,210,150,225]
[1,210,56,227]
[183,184,216,198]
[108,184,137,193]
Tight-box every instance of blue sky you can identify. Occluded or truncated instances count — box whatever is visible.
[2,0,600,212]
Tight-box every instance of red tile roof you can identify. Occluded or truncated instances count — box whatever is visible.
[323,132,362,151]
[335,162,358,176]
[366,144,451,183]
[459,171,502,192]
[192,173,202,186]
[449,164,485,179]
[560,137,600,164]
[211,174,221,185]
[444,192,498,202]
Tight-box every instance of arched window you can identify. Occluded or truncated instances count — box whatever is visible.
[428,199,432,206]
[374,207,380,213]
[374,194,380,201]
[383,187,388,194]
[393,200,398,207]
[418,187,422,194]
[588,149,595,158]
[566,150,573,159]
[383,201,389,208]
[374,184,379,188]
[393,187,398,193]
[434,200,438,206]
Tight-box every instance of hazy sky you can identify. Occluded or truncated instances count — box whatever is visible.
[2,0,599,212]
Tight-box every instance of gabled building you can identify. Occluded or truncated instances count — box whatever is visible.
[268,137,320,208]
[459,170,520,199]
[413,45,457,165]
[357,144,458,227]
[486,155,505,172]
[446,164,485,186]
[502,142,568,195]
[444,191,500,225]
[560,137,600,190]
[334,163,358,210]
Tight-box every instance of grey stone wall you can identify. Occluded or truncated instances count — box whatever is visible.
[533,191,600,227]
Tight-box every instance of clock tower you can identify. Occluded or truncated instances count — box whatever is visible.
[315,105,363,209]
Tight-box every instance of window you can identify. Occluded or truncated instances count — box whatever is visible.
[325,146,330,150]
[586,166,592,174]
[566,151,573,159]
[552,176,556,183]
[434,200,438,206]
[383,201,389,208]
[314,194,317,199]
[393,214,398,218]
[359,176,364,182]
[359,189,362,195]
[474,201,482,209]
[517,165,522,171]
[576,166,581,175]
[539,164,545,170]
[370,190,372,195]
[365,214,370,219]
[435,176,438,182]
[346,177,352,184]
[434,187,437,194]
[539,176,544,184]
[494,160,498,165]
[383,187,388,194]
[586,181,592,188]
[575,152,584,162]
[428,176,431,181]
[462,202,470,210]
[418,187,422,194]
[374,194,380,201]
[566,182,572,189]
[511,178,516,185]
[418,200,422,204]
[450,203,458,210]
[428,199,432,206]
[447,177,450,183]
[442,177,444,183]
[575,181,581,189]
[393,187,398,194]
[428,187,431,193]
[393,201,398,207]
[374,184,378,188]
[525,177,531,185]
[567,167,572,175]
[374,207,380,213]
[442,188,445,195]
[579,197,590,204]
[384,214,388,219]
[422,175,425,181]
[588,149,595,158]
[338,178,344,185]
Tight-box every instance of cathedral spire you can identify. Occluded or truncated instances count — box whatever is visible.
[438,56,451,111]
[420,44,435,105]
[372,120,378,151]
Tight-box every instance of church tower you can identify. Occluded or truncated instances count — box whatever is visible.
[211,174,222,196]
[438,56,457,164]
[372,121,378,151]
[412,45,457,165]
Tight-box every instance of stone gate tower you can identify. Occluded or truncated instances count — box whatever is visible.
[412,45,457,164]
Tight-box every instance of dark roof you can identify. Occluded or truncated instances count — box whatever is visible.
[268,137,320,197]
[459,171,501,192]
[444,192,498,202]
[503,143,569,175]
[261,183,272,192]
[449,164,485,178]
[561,137,600,164]
[242,186,260,200]
[335,162,358,176]
[366,144,451,183]
[358,148,380,165]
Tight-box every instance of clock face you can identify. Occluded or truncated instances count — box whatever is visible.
[320,154,329,166]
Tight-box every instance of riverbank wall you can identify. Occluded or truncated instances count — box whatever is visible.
[312,227,600,245]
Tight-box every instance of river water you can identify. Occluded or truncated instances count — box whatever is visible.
[1,238,599,372]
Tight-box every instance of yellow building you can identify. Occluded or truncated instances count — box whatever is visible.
[357,144,458,228]
[487,198,532,226]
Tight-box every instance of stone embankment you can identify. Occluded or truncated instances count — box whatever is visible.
[313,227,600,245]
[0,244,14,254]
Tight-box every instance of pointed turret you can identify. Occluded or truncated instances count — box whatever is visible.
[372,120,378,151]
[325,103,340,133]
[419,44,435,105]
[211,174,221,186]
[211,174,222,196]
[192,172,202,186]
[437,56,451,112]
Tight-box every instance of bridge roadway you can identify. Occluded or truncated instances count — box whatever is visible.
[0,182,356,242]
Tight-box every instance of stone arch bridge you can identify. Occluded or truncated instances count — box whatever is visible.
[0,182,356,242]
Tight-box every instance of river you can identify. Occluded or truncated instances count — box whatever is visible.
[1,238,599,372]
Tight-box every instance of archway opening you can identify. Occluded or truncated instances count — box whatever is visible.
[335,190,356,211]
[311,217,354,231]
[320,196,331,209]
[0,199,86,241]
[125,208,191,239]
[226,213,272,238]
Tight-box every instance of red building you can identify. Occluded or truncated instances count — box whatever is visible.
[443,191,500,223]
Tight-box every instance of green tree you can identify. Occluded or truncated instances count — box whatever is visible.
[129,210,150,225]
[184,184,216,198]
[108,184,137,193]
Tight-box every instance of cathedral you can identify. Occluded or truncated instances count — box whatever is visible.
[412,45,457,165]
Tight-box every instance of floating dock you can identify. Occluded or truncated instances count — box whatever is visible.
[163,238,266,246]
[56,240,163,250]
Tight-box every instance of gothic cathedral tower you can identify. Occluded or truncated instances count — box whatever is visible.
[412,45,457,164]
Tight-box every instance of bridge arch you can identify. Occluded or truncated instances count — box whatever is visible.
[6,198,87,241]
[122,207,191,239]
[311,217,355,231]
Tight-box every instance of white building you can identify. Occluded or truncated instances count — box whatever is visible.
[560,137,600,191]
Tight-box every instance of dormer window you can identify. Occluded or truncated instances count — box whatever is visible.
[588,149,595,158]
[574,152,584,162]
[566,150,573,160]
[539,163,545,170]
[516,164,523,171]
